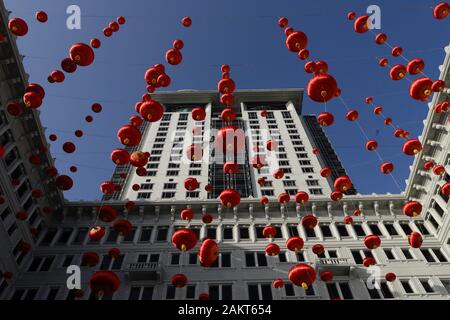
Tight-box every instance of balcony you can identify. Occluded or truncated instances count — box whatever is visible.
[125,262,161,282]
[315,258,353,277]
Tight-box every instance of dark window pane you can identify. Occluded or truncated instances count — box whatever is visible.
[222,253,231,267]
[171,253,180,265]
[321,225,333,237]
[339,283,353,300]
[223,227,233,240]
[351,250,363,264]
[401,281,414,294]
[285,284,295,296]
[261,284,272,300]
[100,255,112,270]
[209,285,219,300]
[142,287,153,300]
[111,255,124,270]
[222,285,232,300]
[186,285,196,299]
[248,285,259,300]
[353,224,365,237]
[28,257,43,272]
[245,253,256,267]
[139,227,153,242]
[239,227,249,239]
[432,249,447,262]
[380,282,394,298]
[40,257,55,271]
[156,227,169,241]
[166,286,175,299]
[129,287,141,300]
[257,253,267,267]
[326,283,340,300]
[46,288,59,300]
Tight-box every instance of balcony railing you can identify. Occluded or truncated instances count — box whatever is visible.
[126,262,161,282]
[316,258,352,265]
[127,262,159,271]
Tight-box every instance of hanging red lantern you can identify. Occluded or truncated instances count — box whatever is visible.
[61,58,77,73]
[298,49,310,60]
[312,147,320,155]
[85,115,93,122]
[45,166,58,177]
[108,248,121,259]
[262,226,277,239]
[423,161,435,171]
[353,209,362,216]
[432,80,446,92]
[205,184,213,192]
[215,126,245,154]
[223,161,239,174]
[180,208,195,221]
[184,178,199,191]
[257,177,267,186]
[125,201,135,211]
[182,16,192,27]
[363,257,376,267]
[89,227,106,241]
[385,272,397,282]
[16,210,28,220]
[403,139,422,156]
[74,130,83,138]
[375,33,387,45]
[111,149,130,165]
[129,151,149,167]
[304,61,317,74]
[346,109,359,121]
[218,78,236,94]
[408,232,423,248]
[91,38,101,48]
[265,243,280,256]
[82,252,100,267]
[295,191,309,204]
[364,235,381,250]
[285,31,308,52]
[379,58,389,67]
[384,118,393,126]
[186,144,203,161]
[389,64,407,81]
[302,215,318,229]
[320,167,332,178]
[260,197,269,205]
[365,97,374,104]
[70,43,95,67]
[220,93,235,107]
[172,228,198,251]
[166,48,183,65]
[50,70,65,83]
[192,107,206,121]
[272,279,284,289]
[29,155,41,166]
[6,101,23,117]
[374,106,383,115]
[36,11,48,23]
[90,103,102,113]
[103,27,113,37]
[334,176,352,192]
[353,15,369,33]
[98,205,118,222]
[199,239,219,267]
[157,74,171,88]
[130,116,143,127]
[312,244,325,255]
[314,61,329,75]
[266,140,278,151]
[251,155,266,169]
[135,167,146,176]
[23,92,42,109]
[202,213,213,224]
[434,2,450,19]
[221,108,236,122]
[286,237,304,252]
[409,77,433,101]
[117,125,141,147]
[100,182,115,195]
[391,46,403,57]
[288,264,316,289]
[366,140,378,151]
[139,100,164,122]
[320,271,334,282]
[433,164,446,176]
[171,274,188,288]
[55,175,73,191]
[8,18,28,36]
[132,184,140,191]
[307,75,338,103]
[380,162,394,174]
[109,21,119,32]
[89,271,120,297]
[440,182,450,196]
[317,112,334,127]
[273,168,284,179]
[278,17,288,28]
[347,12,356,20]
[331,191,343,201]
[403,201,422,217]
[278,193,290,204]
[219,189,241,208]
[406,58,425,75]
[113,219,132,236]
[62,142,76,154]
[344,216,353,225]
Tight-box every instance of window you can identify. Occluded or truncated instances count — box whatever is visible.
[239,225,250,240]
[210,253,231,268]
[399,222,412,235]
[156,226,169,242]
[352,224,366,237]
[384,249,396,260]
[288,224,299,237]
[162,192,175,199]
[296,251,305,262]
[122,227,136,243]
[261,189,274,196]
[129,286,154,300]
[384,222,398,236]
[171,253,180,265]
[105,228,119,244]
[186,191,200,198]
[140,183,154,190]
[166,171,179,177]
[56,228,73,245]
[39,228,57,246]
[62,255,74,267]
[302,167,314,173]
[336,224,349,237]
[139,227,153,242]
[72,228,88,245]
[137,192,151,199]
[309,188,323,195]
[421,248,448,263]
[206,226,216,239]
[245,252,267,267]
[320,224,333,238]
[209,284,232,300]
[419,279,434,293]
[222,225,234,240]
[248,284,272,300]
[441,280,450,294]
[306,180,319,186]
[11,288,38,300]
[368,223,383,236]
[414,221,430,235]
[401,280,414,294]
[365,282,394,299]
[304,226,316,239]
[166,286,176,299]
[100,254,124,270]
[46,288,59,300]
[186,285,196,299]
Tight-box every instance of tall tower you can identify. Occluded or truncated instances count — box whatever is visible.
[105,89,355,202]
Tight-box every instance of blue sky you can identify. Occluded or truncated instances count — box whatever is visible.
[4,0,449,200]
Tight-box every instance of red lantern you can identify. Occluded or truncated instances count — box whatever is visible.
[403,201,422,217]
[295,192,309,204]
[221,108,236,122]
[307,75,338,103]
[63,142,76,154]
[302,215,318,229]
[320,271,334,282]
[223,161,238,174]
[182,17,192,27]
[353,16,369,33]
[403,139,422,156]
[314,61,329,75]
[260,197,269,205]
[166,48,182,65]
[266,140,278,151]
[199,293,209,300]
[88,227,106,241]
[334,176,352,192]
[278,17,288,28]
[184,178,199,191]
[379,58,389,67]
[391,46,403,57]
[365,97,374,104]
[35,11,48,23]
[103,27,113,37]
[220,93,235,107]
[98,205,118,222]
[61,58,77,73]
[285,31,308,52]
[384,118,393,126]
[375,33,387,45]
[172,274,188,288]
[366,140,378,151]
[172,228,198,251]
[320,167,332,178]
[113,219,132,236]
[85,115,93,122]
[215,126,245,154]
[380,162,394,174]
[374,106,383,115]
[192,107,206,121]
[408,232,423,248]
[202,214,213,224]
[117,125,141,147]
[273,279,284,289]
[91,38,101,48]
[199,239,219,267]
[180,208,195,221]
[273,168,284,179]
[50,70,65,83]
[16,210,28,220]
[6,101,23,117]
[407,58,425,75]
[347,12,356,20]
[251,155,266,169]
[125,201,135,211]
[286,237,304,252]
[440,182,450,196]
[129,151,149,167]
[257,177,267,186]
[46,166,58,177]
[353,209,362,216]
[129,116,143,127]
[317,112,334,127]
[82,252,100,267]
[218,79,236,94]
[385,272,397,282]
[346,109,359,121]
[70,43,95,67]
[311,244,325,256]
[331,191,343,202]
[8,18,28,36]
[108,248,121,259]
[304,61,317,74]
[139,100,164,122]
[434,2,450,19]
[265,243,280,256]
[205,184,213,192]
[344,216,353,225]
[219,189,241,208]
[423,161,434,171]
[363,257,376,267]
[364,235,381,250]
[100,182,115,195]
[288,264,316,289]
[278,193,290,204]
[298,49,310,60]
[432,80,446,92]
[31,189,43,198]
[111,149,130,165]
[263,226,277,239]
[55,175,73,191]
[433,165,446,176]
[409,77,433,101]
[2,272,13,280]
[89,271,120,297]
[389,64,407,80]
[23,92,42,109]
